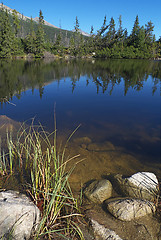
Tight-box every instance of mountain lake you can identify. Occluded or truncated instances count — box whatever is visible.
[0,58,160,191]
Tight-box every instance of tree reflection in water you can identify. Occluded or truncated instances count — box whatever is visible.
[0,59,160,105]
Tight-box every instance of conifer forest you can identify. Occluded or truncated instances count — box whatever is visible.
[0,6,161,59]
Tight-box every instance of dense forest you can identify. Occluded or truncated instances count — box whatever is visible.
[0,5,161,59]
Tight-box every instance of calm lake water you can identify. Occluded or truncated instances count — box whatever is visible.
[0,58,160,189]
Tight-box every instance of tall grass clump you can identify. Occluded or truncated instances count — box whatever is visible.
[0,121,84,240]
[0,130,15,176]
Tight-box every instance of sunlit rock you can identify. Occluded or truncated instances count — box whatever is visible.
[84,179,112,203]
[0,190,40,240]
[127,172,158,193]
[106,198,156,221]
[114,172,159,201]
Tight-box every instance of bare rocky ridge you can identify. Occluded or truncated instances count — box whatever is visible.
[0,3,90,36]
[0,3,30,21]
[0,3,59,28]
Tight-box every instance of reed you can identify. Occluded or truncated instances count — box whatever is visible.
[0,121,84,239]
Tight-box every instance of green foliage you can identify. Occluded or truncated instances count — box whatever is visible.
[24,17,37,54]
[0,121,84,239]
[12,9,21,36]
[69,36,76,56]
[74,16,79,33]
[104,17,116,46]
[0,7,160,59]
[94,14,158,59]
[34,10,45,57]
[0,9,13,57]
[156,37,161,58]
[52,33,64,55]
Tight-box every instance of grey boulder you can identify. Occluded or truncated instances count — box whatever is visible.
[114,172,159,201]
[84,179,113,203]
[0,190,40,240]
[106,198,156,221]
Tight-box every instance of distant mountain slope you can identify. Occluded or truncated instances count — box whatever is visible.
[0,3,59,28]
[0,3,90,38]
[0,3,30,21]
[33,17,59,29]
[72,29,91,37]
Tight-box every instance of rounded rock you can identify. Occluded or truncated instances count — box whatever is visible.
[84,179,113,203]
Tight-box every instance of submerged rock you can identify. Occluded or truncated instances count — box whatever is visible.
[73,136,92,145]
[0,115,20,132]
[91,219,123,240]
[0,190,40,240]
[114,172,159,201]
[106,198,156,221]
[84,179,112,203]
[87,141,115,151]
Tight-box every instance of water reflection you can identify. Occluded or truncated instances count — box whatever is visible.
[0,59,160,104]
[0,59,160,189]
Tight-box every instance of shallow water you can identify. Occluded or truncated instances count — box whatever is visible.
[0,58,160,190]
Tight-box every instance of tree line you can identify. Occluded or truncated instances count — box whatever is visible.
[93,15,161,59]
[0,5,161,59]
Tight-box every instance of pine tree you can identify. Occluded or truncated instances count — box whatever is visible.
[132,15,140,37]
[35,10,45,57]
[54,33,62,54]
[95,16,108,49]
[74,16,79,33]
[69,36,75,55]
[98,15,108,36]
[130,15,140,47]
[0,8,13,57]
[117,15,124,41]
[145,21,155,45]
[88,25,95,53]
[104,17,116,46]
[25,17,36,54]
[74,16,81,50]
[138,26,145,48]
[12,9,23,55]
[78,34,85,56]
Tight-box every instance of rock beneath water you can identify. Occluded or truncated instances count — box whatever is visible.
[0,115,20,143]
[84,179,112,203]
[0,190,40,240]
[87,141,115,151]
[106,198,156,221]
[114,172,159,201]
[91,219,123,240]
[73,136,92,145]
[0,115,20,132]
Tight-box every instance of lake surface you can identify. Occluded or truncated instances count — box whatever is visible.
[0,58,160,190]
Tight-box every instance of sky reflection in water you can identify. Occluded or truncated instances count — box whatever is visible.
[0,59,160,169]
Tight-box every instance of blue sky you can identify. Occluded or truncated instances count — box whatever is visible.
[2,0,161,40]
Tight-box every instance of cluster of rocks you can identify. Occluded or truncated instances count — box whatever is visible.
[0,172,160,240]
[83,172,161,240]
